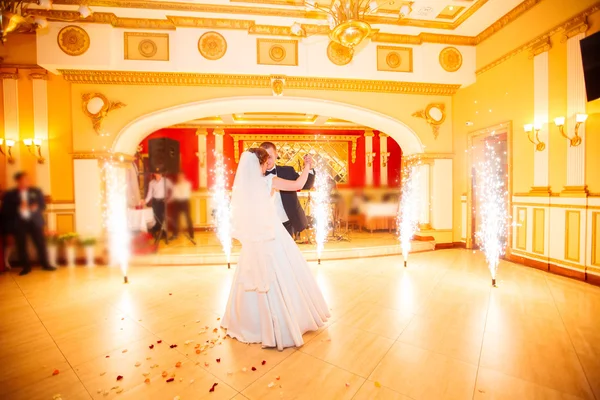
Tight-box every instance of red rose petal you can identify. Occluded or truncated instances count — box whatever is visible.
[170,344,178,348]
[209,383,218,392]
[149,344,154,349]
[166,378,174,383]
[105,355,110,358]
[216,358,221,363]
[251,367,257,371]
[261,360,266,365]
[157,340,162,344]
[52,369,60,376]
[116,375,123,381]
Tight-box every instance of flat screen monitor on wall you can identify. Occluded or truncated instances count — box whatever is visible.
[580,30,600,102]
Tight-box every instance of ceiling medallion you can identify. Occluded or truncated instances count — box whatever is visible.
[57,25,90,56]
[439,47,462,72]
[269,45,286,62]
[138,39,158,58]
[327,41,353,66]
[386,52,401,68]
[198,31,227,60]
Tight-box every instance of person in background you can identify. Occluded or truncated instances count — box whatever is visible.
[141,170,173,238]
[169,172,194,240]
[0,172,56,276]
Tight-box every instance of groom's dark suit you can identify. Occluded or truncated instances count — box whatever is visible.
[266,165,315,236]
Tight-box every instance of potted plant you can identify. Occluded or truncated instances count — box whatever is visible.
[46,232,59,267]
[78,237,97,267]
[58,233,78,266]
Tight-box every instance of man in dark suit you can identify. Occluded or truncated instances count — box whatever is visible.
[0,172,55,275]
[260,142,315,237]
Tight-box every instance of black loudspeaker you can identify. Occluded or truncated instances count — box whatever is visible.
[148,138,180,174]
[581,30,600,102]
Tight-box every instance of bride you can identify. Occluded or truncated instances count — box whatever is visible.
[221,148,330,350]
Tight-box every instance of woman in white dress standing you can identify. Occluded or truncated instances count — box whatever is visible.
[221,148,330,350]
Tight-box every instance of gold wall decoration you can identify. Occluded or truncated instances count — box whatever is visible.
[81,93,126,136]
[565,210,580,263]
[372,32,475,46]
[257,39,298,66]
[439,47,462,72]
[327,42,353,66]
[532,208,545,254]
[59,70,461,95]
[233,134,355,183]
[230,134,358,167]
[271,76,285,96]
[57,25,90,56]
[124,32,169,61]
[412,103,446,139]
[198,31,227,60]
[592,211,600,266]
[516,207,527,250]
[376,46,412,72]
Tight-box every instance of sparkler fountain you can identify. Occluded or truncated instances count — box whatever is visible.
[311,157,331,265]
[103,158,131,284]
[397,163,420,267]
[474,143,509,287]
[212,152,232,268]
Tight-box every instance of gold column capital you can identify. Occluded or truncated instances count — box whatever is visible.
[364,129,374,137]
[562,17,588,43]
[529,37,551,58]
[213,128,225,136]
[29,73,49,80]
[379,132,389,138]
[195,128,209,136]
[0,72,19,80]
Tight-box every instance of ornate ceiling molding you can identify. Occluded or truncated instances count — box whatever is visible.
[174,124,365,130]
[59,70,461,96]
[27,0,555,48]
[41,0,489,30]
[476,3,600,76]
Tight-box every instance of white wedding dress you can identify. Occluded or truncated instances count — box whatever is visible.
[221,152,330,350]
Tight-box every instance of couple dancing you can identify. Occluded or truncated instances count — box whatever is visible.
[221,142,330,350]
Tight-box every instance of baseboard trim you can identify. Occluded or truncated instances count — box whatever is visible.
[507,253,597,287]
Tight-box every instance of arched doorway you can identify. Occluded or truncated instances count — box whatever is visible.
[111,96,424,156]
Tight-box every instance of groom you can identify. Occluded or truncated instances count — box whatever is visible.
[260,142,315,237]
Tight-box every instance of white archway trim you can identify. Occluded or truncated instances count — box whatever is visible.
[112,96,424,155]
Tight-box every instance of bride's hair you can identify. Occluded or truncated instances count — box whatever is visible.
[247,148,269,165]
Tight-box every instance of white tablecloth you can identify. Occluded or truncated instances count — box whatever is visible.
[127,208,155,232]
[360,203,398,218]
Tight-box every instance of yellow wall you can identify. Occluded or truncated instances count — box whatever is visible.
[453,3,600,242]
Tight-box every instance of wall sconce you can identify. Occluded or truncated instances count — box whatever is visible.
[524,123,545,151]
[0,138,16,163]
[381,152,391,167]
[366,152,376,167]
[23,138,45,164]
[554,114,587,147]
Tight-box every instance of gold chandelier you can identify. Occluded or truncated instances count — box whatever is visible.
[304,0,413,49]
[0,0,92,43]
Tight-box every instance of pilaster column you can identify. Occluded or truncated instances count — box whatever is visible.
[566,32,587,189]
[30,73,51,195]
[364,129,374,186]
[214,128,224,155]
[74,157,103,236]
[379,132,389,187]
[1,72,20,183]
[533,51,549,189]
[196,128,208,188]
[417,161,432,230]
